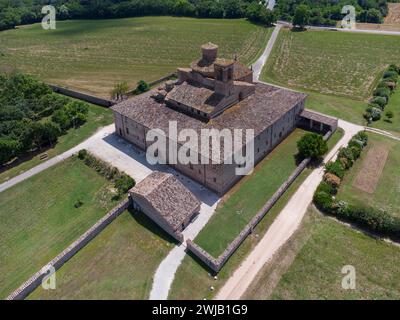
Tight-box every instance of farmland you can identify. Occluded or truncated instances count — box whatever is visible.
[0,17,271,98]
[243,206,400,300]
[336,132,400,218]
[0,157,119,299]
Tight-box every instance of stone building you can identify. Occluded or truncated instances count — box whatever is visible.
[112,43,334,194]
[130,171,201,240]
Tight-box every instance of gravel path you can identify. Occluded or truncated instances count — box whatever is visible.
[215,120,363,300]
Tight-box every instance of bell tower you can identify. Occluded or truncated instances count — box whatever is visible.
[214,59,234,96]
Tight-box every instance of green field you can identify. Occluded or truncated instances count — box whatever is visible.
[244,206,400,300]
[261,28,400,134]
[28,209,174,300]
[169,129,345,300]
[0,157,119,299]
[194,129,307,257]
[262,29,400,100]
[0,104,113,184]
[0,17,271,98]
[337,132,400,218]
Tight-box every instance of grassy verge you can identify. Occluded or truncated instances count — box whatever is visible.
[0,17,272,98]
[28,209,174,300]
[0,104,113,184]
[0,157,119,299]
[337,132,400,218]
[194,129,307,257]
[168,128,344,299]
[244,206,400,300]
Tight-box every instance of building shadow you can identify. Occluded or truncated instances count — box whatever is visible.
[102,133,220,207]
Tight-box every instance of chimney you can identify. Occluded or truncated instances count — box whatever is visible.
[201,42,218,63]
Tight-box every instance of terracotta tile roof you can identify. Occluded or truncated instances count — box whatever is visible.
[300,109,338,128]
[130,172,201,231]
[111,83,307,163]
[190,60,252,80]
[165,81,224,114]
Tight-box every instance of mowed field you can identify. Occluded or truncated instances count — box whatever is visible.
[168,129,344,300]
[337,132,400,218]
[0,17,271,98]
[0,157,118,299]
[262,28,400,101]
[244,206,400,300]
[29,209,174,300]
[194,129,307,257]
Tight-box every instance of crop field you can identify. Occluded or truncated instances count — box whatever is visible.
[29,209,174,300]
[244,206,400,300]
[337,132,400,218]
[0,17,271,98]
[261,29,400,101]
[0,157,119,299]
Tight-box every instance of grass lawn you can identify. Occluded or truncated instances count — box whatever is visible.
[0,17,272,98]
[261,28,400,133]
[168,129,345,300]
[28,209,174,300]
[0,157,119,299]
[244,206,400,300]
[194,129,307,257]
[0,104,113,184]
[337,132,400,218]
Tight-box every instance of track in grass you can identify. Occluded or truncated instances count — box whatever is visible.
[0,17,272,98]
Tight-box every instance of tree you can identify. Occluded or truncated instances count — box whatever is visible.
[293,5,310,29]
[0,138,21,164]
[111,81,130,100]
[136,80,150,94]
[297,133,328,159]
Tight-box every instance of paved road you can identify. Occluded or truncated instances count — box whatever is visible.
[252,24,282,81]
[0,125,115,193]
[215,120,363,300]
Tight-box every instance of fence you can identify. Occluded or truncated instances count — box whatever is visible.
[6,199,131,300]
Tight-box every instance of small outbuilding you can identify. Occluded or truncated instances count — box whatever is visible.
[129,171,201,240]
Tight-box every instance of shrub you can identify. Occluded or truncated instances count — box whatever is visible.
[373,87,391,101]
[316,181,336,195]
[297,133,328,159]
[78,149,88,160]
[383,70,398,80]
[387,64,400,75]
[370,107,382,121]
[338,147,354,166]
[324,173,341,188]
[370,96,387,109]
[325,161,345,179]
[115,175,136,195]
[313,191,334,212]
[338,157,350,170]
[354,131,368,146]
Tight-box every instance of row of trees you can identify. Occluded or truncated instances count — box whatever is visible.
[0,72,89,165]
[0,0,392,31]
[0,0,277,31]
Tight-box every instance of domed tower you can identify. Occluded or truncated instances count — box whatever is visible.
[201,42,218,63]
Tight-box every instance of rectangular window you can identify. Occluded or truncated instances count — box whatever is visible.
[126,127,129,135]
[213,177,217,183]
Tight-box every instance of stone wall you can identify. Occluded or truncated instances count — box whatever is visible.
[147,73,178,88]
[6,199,131,300]
[49,84,115,107]
[185,127,337,273]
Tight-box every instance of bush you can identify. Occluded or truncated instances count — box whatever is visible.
[313,191,334,212]
[373,87,391,101]
[354,131,368,147]
[370,107,382,121]
[324,173,341,188]
[387,64,400,75]
[370,96,387,109]
[78,149,88,160]
[297,133,328,159]
[383,70,398,80]
[316,181,336,195]
[338,147,354,166]
[325,161,345,179]
[115,175,136,195]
